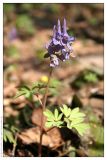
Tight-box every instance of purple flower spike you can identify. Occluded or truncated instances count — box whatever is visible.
[45,18,75,67]
[62,19,75,45]
[57,19,61,35]
[53,25,56,38]
[52,25,61,45]
[63,18,67,35]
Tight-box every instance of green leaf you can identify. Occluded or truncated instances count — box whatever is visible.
[69,111,85,120]
[14,85,32,99]
[44,108,64,128]
[45,121,53,128]
[71,107,79,114]
[70,118,84,126]
[64,118,71,129]
[43,109,54,120]
[3,129,7,142]
[3,128,15,144]
[57,113,63,121]
[73,123,90,136]
[54,109,59,120]
[60,104,71,117]
[76,112,86,117]
[20,85,30,91]
[44,53,50,58]
[55,121,63,128]
[11,126,19,133]
[32,82,39,89]
[14,91,25,99]
[84,72,98,83]
[25,91,32,98]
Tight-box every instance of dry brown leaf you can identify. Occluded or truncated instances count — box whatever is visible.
[18,127,63,148]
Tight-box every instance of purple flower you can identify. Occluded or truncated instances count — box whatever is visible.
[61,19,75,46]
[50,54,59,67]
[45,19,75,67]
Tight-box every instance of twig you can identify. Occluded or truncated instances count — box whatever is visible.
[35,93,43,107]
[45,126,55,133]
[38,68,53,157]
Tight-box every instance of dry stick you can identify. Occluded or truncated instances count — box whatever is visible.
[38,68,53,157]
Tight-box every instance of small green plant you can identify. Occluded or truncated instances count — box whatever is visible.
[14,85,35,101]
[3,125,19,144]
[13,19,90,157]
[84,72,98,83]
[72,70,99,89]
[44,105,89,136]
[3,125,19,156]
[15,79,61,101]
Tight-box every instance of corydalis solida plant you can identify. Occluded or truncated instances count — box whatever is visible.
[14,19,89,157]
[45,18,75,67]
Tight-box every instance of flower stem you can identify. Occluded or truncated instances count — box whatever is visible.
[38,68,53,157]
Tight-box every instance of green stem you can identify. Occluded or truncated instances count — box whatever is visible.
[38,68,53,157]
[11,133,18,157]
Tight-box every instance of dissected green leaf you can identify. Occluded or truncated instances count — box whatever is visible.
[57,113,63,121]
[3,129,7,142]
[45,120,63,128]
[69,111,85,120]
[44,108,63,128]
[11,126,19,133]
[44,104,89,137]
[60,104,71,117]
[55,121,63,128]
[66,119,71,129]
[14,91,25,99]
[71,107,79,114]
[43,109,54,119]
[3,128,16,144]
[70,118,84,126]
[73,123,90,136]
[14,85,35,100]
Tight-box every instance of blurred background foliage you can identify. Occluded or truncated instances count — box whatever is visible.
[4,3,103,38]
